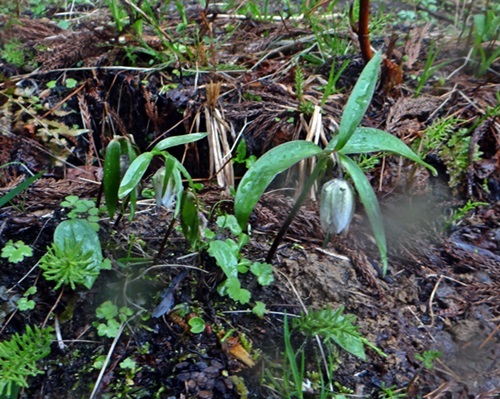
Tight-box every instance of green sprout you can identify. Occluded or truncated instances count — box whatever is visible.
[415,350,442,370]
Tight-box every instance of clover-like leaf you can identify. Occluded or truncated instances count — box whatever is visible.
[252,301,267,318]
[1,240,33,263]
[250,262,274,286]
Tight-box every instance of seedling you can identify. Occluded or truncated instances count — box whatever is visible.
[445,200,488,230]
[188,317,206,334]
[470,7,500,76]
[17,287,37,311]
[414,41,451,97]
[294,307,386,361]
[115,133,207,218]
[415,350,441,370]
[47,78,78,89]
[233,139,257,169]
[2,39,28,68]
[295,63,314,115]
[94,301,133,338]
[265,314,337,399]
[61,195,102,231]
[252,301,267,318]
[1,240,33,263]
[405,349,443,394]
[378,383,406,399]
[207,215,274,304]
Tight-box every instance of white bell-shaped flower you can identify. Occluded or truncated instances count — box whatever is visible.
[320,178,355,235]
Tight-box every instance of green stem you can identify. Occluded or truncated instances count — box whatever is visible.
[322,231,331,248]
[266,155,328,263]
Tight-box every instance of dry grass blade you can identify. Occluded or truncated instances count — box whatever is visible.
[204,81,234,189]
[298,105,326,200]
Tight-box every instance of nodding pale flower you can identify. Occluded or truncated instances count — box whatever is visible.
[152,167,181,210]
[320,178,355,235]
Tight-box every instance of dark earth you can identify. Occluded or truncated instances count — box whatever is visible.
[0,0,499,398]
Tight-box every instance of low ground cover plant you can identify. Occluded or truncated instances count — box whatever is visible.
[0,326,53,397]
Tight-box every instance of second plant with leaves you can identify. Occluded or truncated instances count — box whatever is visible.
[234,52,437,275]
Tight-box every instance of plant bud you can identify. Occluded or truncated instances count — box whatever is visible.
[320,178,355,235]
[153,167,181,210]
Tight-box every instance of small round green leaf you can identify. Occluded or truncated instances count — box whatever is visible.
[188,317,206,334]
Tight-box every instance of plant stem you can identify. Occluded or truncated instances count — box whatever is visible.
[322,232,331,248]
[266,156,328,263]
[155,216,176,261]
[358,0,373,64]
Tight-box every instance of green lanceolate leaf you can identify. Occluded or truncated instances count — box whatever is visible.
[118,152,153,198]
[0,171,45,208]
[152,133,208,152]
[340,127,438,176]
[123,139,139,220]
[235,140,322,227]
[123,138,138,164]
[328,51,382,152]
[180,190,200,248]
[331,328,366,360]
[339,154,388,275]
[103,138,122,218]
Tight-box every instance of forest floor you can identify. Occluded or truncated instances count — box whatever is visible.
[0,1,499,398]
